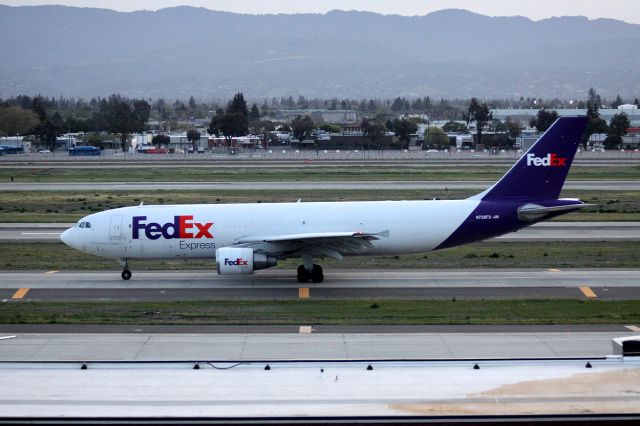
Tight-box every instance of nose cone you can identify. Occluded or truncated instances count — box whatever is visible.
[60,228,74,247]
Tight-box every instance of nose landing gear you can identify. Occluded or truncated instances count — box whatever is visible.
[118,258,131,280]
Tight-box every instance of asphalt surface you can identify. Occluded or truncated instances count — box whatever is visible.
[1,150,638,166]
[2,269,639,301]
[2,179,639,191]
[3,221,639,241]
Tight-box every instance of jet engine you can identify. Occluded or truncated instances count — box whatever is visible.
[215,247,277,275]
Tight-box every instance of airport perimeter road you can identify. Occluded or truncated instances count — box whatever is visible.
[1,150,638,166]
[2,222,639,241]
[2,180,640,191]
[1,269,639,301]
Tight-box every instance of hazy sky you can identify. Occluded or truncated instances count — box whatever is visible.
[3,0,640,24]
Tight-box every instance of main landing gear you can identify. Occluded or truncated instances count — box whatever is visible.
[297,264,324,283]
[118,258,131,281]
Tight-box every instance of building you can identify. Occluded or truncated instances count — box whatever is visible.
[491,105,640,126]
[270,109,358,124]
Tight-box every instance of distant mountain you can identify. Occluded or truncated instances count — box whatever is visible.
[1,5,639,99]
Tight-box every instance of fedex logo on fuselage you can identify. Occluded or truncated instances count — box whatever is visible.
[526,153,567,167]
[224,258,249,267]
[132,215,213,240]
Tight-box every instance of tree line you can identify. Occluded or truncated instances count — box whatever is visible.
[1,88,636,151]
[0,95,150,151]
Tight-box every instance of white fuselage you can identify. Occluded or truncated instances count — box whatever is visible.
[61,199,480,260]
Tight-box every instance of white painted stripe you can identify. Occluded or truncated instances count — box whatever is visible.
[0,336,16,340]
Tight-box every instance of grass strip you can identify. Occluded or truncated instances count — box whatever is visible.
[1,164,639,183]
[3,241,639,270]
[2,300,640,325]
[0,189,638,223]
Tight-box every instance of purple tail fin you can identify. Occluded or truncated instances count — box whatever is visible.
[475,116,589,201]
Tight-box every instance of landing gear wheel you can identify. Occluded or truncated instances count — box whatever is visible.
[121,269,132,281]
[296,265,310,284]
[310,264,324,283]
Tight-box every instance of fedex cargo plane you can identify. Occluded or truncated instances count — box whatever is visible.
[61,117,590,283]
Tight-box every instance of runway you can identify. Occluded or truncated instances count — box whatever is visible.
[2,179,640,191]
[3,221,639,241]
[2,269,639,301]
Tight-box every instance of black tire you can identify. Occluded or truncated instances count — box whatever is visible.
[296,265,310,283]
[121,269,132,280]
[311,264,324,283]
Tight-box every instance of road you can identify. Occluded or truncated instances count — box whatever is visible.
[2,179,640,191]
[1,150,638,167]
[2,221,639,241]
[2,269,639,301]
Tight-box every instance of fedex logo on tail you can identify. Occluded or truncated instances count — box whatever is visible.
[526,153,567,167]
[132,216,213,240]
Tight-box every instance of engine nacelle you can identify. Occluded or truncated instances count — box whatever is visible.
[215,247,277,275]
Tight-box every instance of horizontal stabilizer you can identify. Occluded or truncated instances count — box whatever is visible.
[517,203,593,221]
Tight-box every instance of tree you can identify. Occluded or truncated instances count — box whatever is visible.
[0,106,40,137]
[228,93,248,117]
[34,111,65,152]
[318,123,340,133]
[467,98,492,145]
[249,103,260,122]
[103,95,149,151]
[609,113,630,137]
[207,93,250,146]
[389,118,417,147]
[188,96,196,111]
[291,115,314,141]
[505,117,523,140]
[442,121,467,133]
[610,94,623,109]
[583,88,608,148]
[529,109,558,133]
[586,88,601,119]
[216,113,248,146]
[603,135,622,150]
[186,129,201,151]
[152,134,170,147]
[361,118,386,147]
[425,127,449,148]
[491,119,507,133]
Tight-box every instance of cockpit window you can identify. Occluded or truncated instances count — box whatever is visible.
[78,222,92,229]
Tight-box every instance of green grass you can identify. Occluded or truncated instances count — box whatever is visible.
[0,189,638,223]
[3,240,639,271]
[2,300,640,325]
[1,164,639,182]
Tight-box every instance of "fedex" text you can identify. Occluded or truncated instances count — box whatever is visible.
[526,153,567,167]
[132,215,213,240]
[224,258,249,266]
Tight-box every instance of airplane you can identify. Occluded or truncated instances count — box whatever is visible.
[60,116,590,283]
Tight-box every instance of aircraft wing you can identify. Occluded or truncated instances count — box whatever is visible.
[233,231,389,260]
